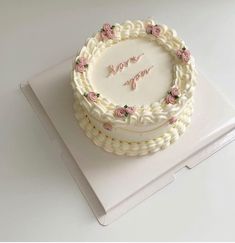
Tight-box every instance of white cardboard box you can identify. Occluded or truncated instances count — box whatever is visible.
[21,57,235,225]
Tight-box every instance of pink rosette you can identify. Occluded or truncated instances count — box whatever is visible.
[181,50,191,63]
[106,29,114,39]
[170,87,180,97]
[183,49,190,58]
[75,63,85,73]
[151,25,161,37]
[100,23,115,41]
[125,106,136,115]
[100,31,107,41]
[103,122,112,131]
[165,94,176,104]
[103,23,111,31]
[114,107,126,118]
[78,57,88,66]
[146,24,153,34]
[176,48,191,63]
[169,117,177,124]
[176,50,183,58]
[86,92,98,102]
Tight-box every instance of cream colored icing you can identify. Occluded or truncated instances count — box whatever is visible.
[71,19,196,155]
[73,100,193,156]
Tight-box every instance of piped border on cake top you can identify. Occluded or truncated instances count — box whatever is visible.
[72,19,196,126]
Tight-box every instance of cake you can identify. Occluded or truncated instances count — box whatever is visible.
[71,19,196,156]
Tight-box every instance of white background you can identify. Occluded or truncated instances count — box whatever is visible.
[0,0,235,241]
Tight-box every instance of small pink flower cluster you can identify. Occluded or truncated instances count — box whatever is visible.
[146,24,161,37]
[114,105,136,118]
[168,116,177,124]
[165,87,180,105]
[75,57,88,73]
[100,23,115,41]
[84,91,100,102]
[176,47,191,63]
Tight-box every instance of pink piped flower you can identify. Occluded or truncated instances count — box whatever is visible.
[146,24,161,37]
[170,87,180,97]
[183,49,190,58]
[84,92,99,102]
[176,47,191,63]
[114,105,136,119]
[146,24,153,34]
[151,25,161,37]
[114,107,127,118]
[75,63,86,73]
[181,50,191,63]
[78,57,88,66]
[103,23,111,31]
[176,50,183,58]
[106,29,114,39]
[125,106,136,115]
[100,23,115,41]
[103,122,112,131]
[100,31,108,41]
[75,57,88,73]
[165,94,176,104]
[169,117,177,124]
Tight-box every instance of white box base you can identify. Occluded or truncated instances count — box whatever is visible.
[21,57,235,225]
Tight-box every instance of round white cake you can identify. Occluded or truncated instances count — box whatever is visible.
[71,19,196,156]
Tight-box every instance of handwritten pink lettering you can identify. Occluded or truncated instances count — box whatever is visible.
[107,53,144,76]
[123,66,154,90]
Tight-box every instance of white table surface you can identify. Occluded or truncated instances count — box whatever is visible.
[0,0,235,241]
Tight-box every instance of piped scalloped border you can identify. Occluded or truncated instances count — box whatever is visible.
[74,101,193,156]
[72,19,196,127]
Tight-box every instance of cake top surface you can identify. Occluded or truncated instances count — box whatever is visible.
[72,19,196,126]
[89,38,173,106]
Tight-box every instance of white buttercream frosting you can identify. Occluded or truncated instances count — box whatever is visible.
[73,100,193,156]
[71,19,196,156]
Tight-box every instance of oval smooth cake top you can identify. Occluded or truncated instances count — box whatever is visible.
[72,19,196,126]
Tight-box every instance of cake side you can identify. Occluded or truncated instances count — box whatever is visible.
[71,19,196,156]
[73,100,193,156]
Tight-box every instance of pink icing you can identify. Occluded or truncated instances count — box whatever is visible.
[131,79,136,90]
[103,122,112,131]
[86,92,98,102]
[151,25,161,37]
[107,65,116,76]
[75,57,88,73]
[165,94,176,104]
[169,117,177,124]
[100,31,108,41]
[176,48,191,63]
[170,87,180,97]
[181,51,190,63]
[100,23,115,41]
[146,24,161,37]
[113,105,136,119]
[125,106,136,115]
[78,57,88,66]
[103,23,111,31]
[124,65,153,90]
[130,54,144,63]
[183,49,190,58]
[106,29,114,39]
[176,50,183,58]
[75,63,86,73]
[114,107,127,118]
[107,53,144,76]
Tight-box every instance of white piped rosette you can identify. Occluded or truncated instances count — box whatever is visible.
[71,19,196,156]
